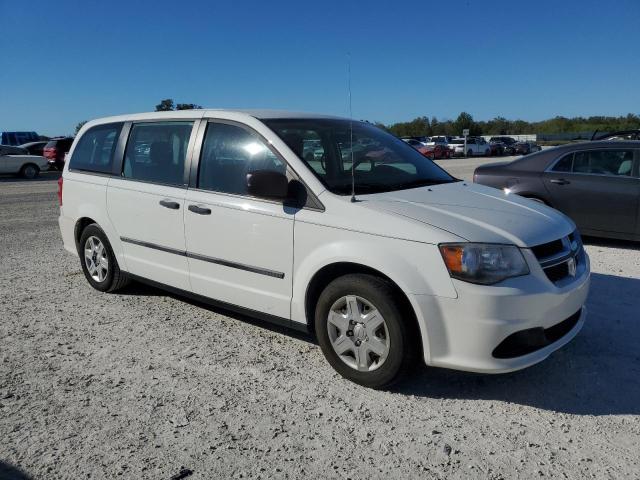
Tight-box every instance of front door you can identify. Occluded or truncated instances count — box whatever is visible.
[544,148,640,234]
[107,121,196,291]
[184,121,294,319]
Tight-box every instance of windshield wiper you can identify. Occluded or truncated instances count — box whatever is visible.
[386,178,456,190]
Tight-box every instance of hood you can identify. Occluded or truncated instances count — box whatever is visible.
[358,181,575,247]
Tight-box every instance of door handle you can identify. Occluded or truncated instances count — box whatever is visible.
[550,179,570,185]
[159,199,180,210]
[188,204,212,215]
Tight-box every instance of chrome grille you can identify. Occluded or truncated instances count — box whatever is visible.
[531,231,583,284]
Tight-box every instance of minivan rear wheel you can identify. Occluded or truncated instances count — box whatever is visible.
[78,224,129,293]
[314,274,417,388]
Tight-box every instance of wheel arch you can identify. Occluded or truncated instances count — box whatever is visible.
[304,261,424,354]
[74,217,99,250]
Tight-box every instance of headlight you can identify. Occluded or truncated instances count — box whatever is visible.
[439,243,529,285]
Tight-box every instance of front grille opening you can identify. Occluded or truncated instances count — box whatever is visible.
[544,262,569,282]
[492,309,582,359]
[531,239,564,260]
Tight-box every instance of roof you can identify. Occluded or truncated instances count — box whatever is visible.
[82,109,347,127]
[215,109,346,120]
[543,140,640,153]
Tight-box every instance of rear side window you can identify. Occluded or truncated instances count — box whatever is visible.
[69,123,123,174]
[123,122,194,186]
[552,153,573,172]
[197,122,285,195]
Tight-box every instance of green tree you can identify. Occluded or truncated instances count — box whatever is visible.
[155,99,175,111]
[75,120,88,135]
[176,103,202,110]
[453,112,479,136]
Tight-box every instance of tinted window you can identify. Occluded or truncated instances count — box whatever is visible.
[69,123,123,173]
[552,153,573,172]
[123,122,193,185]
[198,122,286,195]
[572,150,634,176]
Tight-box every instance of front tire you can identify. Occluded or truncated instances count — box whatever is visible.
[314,274,417,388]
[78,224,129,293]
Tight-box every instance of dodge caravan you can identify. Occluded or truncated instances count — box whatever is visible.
[58,110,590,388]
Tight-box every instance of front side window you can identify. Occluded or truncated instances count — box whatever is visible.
[69,123,123,174]
[198,122,286,195]
[265,119,454,195]
[573,150,634,176]
[123,122,193,185]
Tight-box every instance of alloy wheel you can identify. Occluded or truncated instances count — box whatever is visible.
[84,236,108,283]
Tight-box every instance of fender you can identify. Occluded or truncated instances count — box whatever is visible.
[290,226,458,361]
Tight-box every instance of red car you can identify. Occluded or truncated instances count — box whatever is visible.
[417,143,451,159]
[43,137,74,170]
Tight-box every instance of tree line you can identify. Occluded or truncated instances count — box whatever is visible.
[380,112,640,138]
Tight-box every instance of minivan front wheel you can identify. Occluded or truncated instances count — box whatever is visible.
[315,274,416,388]
[78,224,129,293]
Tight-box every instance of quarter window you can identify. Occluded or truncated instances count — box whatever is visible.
[198,123,286,195]
[123,122,193,186]
[69,123,123,174]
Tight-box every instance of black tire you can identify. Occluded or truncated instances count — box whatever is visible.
[467,149,473,157]
[78,223,130,293]
[20,163,39,179]
[314,274,418,389]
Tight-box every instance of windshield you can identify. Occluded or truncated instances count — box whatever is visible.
[264,119,455,195]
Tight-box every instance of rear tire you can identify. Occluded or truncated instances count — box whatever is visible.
[467,149,473,157]
[78,224,129,293]
[20,164,39,179]
[314,274,418,389]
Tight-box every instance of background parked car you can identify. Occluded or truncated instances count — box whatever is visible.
[402,138,450,159]
[0,144,28,155]
[421,143,451,159]
[473,141,640,241]
[450,137,491,157]
[0,131,40,146]
[18,141,48,156]
[43,137,74,170]
[489,140,505,156]
[0,150,49,178]
[514,141,542,155]
[490,136,518,155]
[402,138,426,148]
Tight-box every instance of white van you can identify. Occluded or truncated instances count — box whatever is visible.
[58,110,590,388]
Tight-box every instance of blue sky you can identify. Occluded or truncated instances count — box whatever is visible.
[1,0,639,136]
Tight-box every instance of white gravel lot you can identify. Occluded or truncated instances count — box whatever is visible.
[1,166,639,480]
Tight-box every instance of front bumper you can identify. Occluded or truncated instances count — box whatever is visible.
[412,251,590,373]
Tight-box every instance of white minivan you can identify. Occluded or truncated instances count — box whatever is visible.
[58,110,590,388]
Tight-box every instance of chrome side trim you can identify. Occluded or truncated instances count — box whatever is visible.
[120,236,284,279]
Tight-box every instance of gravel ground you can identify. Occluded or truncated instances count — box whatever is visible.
[1,167,639,480]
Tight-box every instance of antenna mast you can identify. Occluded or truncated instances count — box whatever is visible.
[348,53,356,203]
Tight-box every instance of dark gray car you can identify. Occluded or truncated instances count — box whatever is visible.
[473,141,640,241]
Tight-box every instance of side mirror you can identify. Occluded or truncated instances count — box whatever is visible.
[246,170,289,200]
